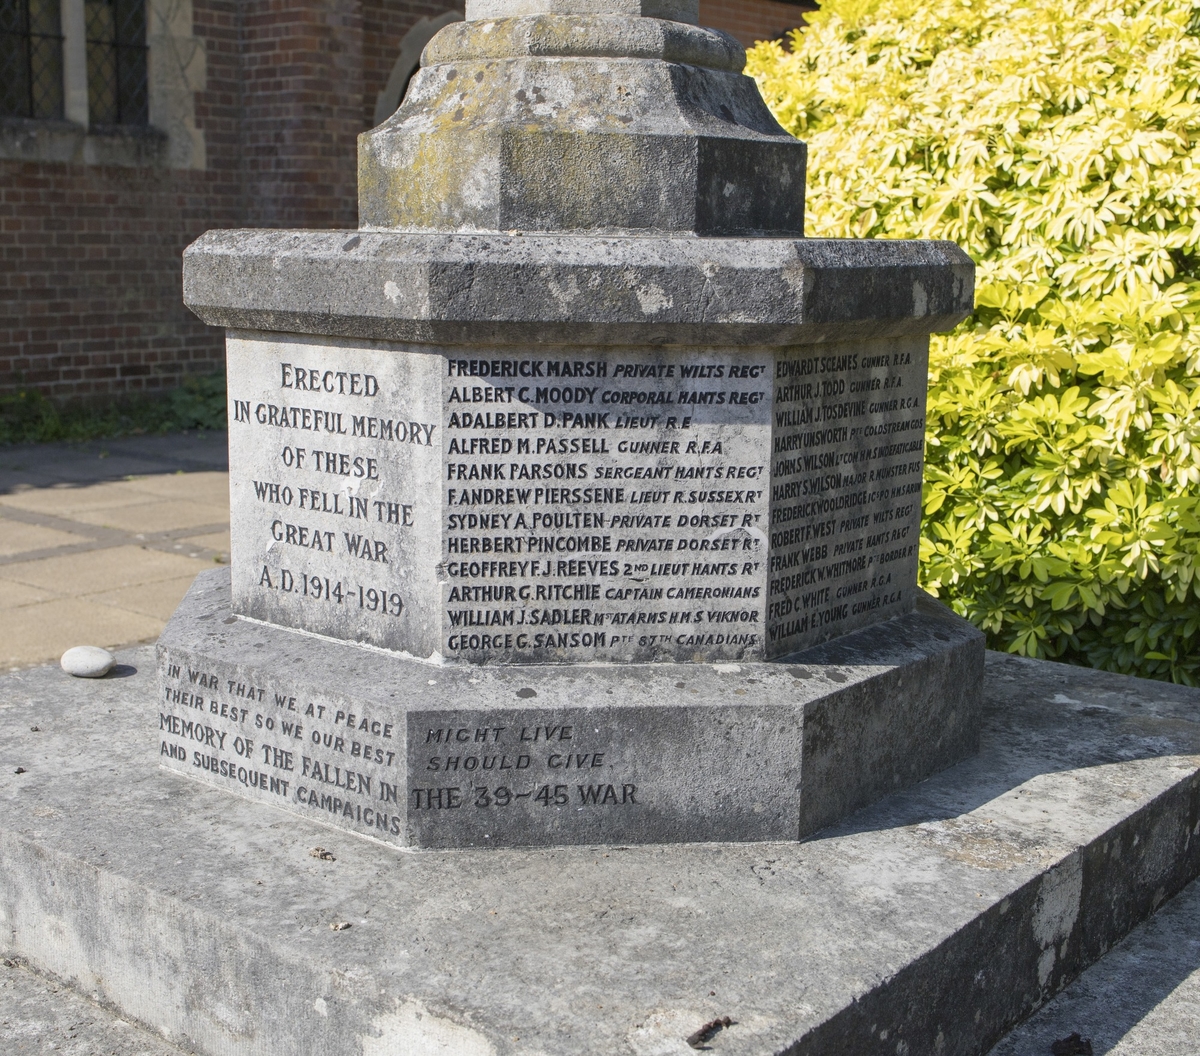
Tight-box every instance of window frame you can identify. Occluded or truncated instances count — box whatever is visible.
[0,0,67,120]
[83,0,149,128]
[0,0,204,169]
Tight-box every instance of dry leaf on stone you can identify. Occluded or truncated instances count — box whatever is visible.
[1050,1034,1093,1056]
[686,1016,733,1048]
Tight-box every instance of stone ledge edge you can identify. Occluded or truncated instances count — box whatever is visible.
[182,230,974,344]
[1,722,1197,1056]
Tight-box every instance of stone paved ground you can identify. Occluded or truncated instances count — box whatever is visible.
[0,958,189,1056]
[0,434,228,671]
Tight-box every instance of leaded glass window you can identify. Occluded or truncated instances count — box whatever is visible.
[85,0,146,125]
[0,0,64,119]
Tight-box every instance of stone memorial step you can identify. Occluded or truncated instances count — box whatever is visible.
[156,568,982,848]
[2,649,1198,1056]
[175,0,980,845]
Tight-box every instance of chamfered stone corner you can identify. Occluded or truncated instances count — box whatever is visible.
[356,56,807,236]
[464,0,701,20]
[155,567,985,849]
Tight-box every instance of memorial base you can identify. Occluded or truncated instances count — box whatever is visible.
[2,648,1199,1056]
[155,568,983,848]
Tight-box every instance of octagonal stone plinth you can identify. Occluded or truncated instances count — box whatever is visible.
[169,0,984,849]
[189,232,974,665]
[157,568,983,848]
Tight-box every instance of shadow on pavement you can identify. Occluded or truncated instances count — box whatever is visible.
[0,433,227,494]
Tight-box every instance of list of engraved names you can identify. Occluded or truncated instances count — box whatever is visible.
[441,350,771,662]
[225,336,926,663]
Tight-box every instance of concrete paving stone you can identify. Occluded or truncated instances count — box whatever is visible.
[90,576,213,622]
[0,580,59,610]
[0,959,189,1056]
[0,598,162,669]
[19,477,231,531]
[0,435,230,670]
[0,518,88,558]
[0,480,174,516]
[176,531,230,560]
[120,471,229,505]
[71,499,226,535]
[989,876,1200,1056]
[0,545,210,595]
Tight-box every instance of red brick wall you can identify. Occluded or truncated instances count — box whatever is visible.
[239,0,364,229]
[1,0,383,402]
[700,0,814,47]
[0,165,235,399]
[0,0,246,402]
[0,0,809,403]
[362,0,465,131]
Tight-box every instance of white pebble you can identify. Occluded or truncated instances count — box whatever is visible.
[60,646,115,678]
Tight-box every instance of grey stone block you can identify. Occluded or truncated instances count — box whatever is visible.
[425,15,745,70]
[220,330,937,663]
[155,568,983,848]
[0,959,189,1056]
[465,0,699,21]
[182,230,974,345]
[988,876,1200,1056]
[357,12,802,236]
[1,648,1198,1056]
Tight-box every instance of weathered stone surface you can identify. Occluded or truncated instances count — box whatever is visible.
[156,568,983,847]
[58,646,114,679]
[988,877,1200,1056]
[177,0,980,846]
[358,9,801,235]
[465,0,699,20]
[0,958,190,1056]
[183,231,974,345]
[224,330,931,663]
[3,647,1199,1056]
[423,15,743,69]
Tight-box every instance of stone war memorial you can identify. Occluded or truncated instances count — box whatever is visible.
[5,2,1200,1056]
[166,0,986,850]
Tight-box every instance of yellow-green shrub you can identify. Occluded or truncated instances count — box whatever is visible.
[747,0,1200,684]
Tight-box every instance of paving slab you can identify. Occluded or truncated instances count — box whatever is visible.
[0,434,229,669]
[2,545,215,596]
[0,520,88,558]
[0,434,227,493]
[0,598,164,672]
[0,645,1198,1056]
